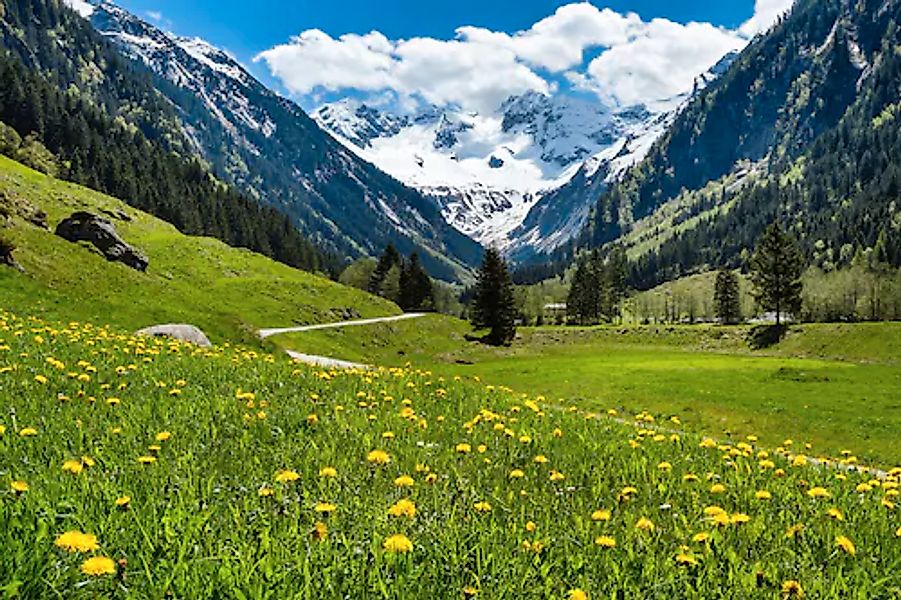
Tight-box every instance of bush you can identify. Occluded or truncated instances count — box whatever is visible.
[746,323,788,350]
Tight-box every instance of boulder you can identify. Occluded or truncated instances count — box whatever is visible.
[135,324,212,347]
[55,211,148,271]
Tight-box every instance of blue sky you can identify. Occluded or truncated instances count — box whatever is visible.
[111,0,789,112]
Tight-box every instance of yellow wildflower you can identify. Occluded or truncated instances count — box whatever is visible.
[635,517,655,531]
[394,475,415,487]
[367,450,391,465]
[383,533,413,553]
[275,470,300,483]
[55,531,99,553]
[594,535,616,548]
[835,535,855,556]
[388,498,417,518]
[781,580,804,598]
[80,556,116,576]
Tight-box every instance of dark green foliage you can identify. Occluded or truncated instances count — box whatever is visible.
[0,50,330,274]
[576,0,901,289]
[714,269,742,324]
[369,244,401,295]
[566,246,630,325]
[746,324,788,350]
[749,223,804,325]
[399,253,433,311]
[470,248,517,346]
[0,231,14,263]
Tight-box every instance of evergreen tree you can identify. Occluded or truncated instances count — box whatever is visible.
[399,252,433,311]
[566,258,591,325]
[713,268,742,324]
[604,245,628,322]
[749,222,804,324]
[368,244,400,295]
[470,248,517,346]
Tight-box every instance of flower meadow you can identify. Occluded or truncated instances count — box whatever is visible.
[0,310,898,599]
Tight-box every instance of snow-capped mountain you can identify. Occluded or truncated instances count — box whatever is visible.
[314,48,738,255]
[314,93,665,249]
[65,0,483,281]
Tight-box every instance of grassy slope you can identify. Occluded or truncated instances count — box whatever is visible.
[1,311,898,598]
[275,319,901,466]
[0,156,399,344]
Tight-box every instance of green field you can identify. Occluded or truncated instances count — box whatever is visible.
[0,156,399,344]
[274,318,901,467]
[1,309,898,598]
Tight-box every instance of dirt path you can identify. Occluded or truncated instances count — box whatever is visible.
[260,312,426,370]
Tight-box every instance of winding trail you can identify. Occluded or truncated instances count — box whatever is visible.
[259,312,426,370]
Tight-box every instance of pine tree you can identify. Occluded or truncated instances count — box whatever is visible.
[749,222,804,325]
[713,268,742,324]
[368,244,400,295]
[566,258,591,325]
[470,248,517,346]
[604,245,629,322]
[399,252,433,311]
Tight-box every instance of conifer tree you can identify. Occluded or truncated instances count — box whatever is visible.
[605,245,628,322]
[566,258,591,325]
[470,248,517,346]
[714,268,742,324]
[399,252,433,311]
[749,222,804,325]
[368,244,401,295]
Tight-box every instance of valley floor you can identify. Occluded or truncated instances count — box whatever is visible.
[272,318,901,467]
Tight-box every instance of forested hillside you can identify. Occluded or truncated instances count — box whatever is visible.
[577,0,901,287]
[0,0,329,272]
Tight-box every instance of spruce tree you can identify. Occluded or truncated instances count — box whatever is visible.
[566,258,590,325]
[749,222,804,325]
[714,268,742,324]
[470,248,517,346]
[605,246,629,322]
[368,244,400,295]
[399,252,433,311]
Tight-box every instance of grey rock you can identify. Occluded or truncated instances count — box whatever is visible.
[136,324,212,347]
[55,212,148,271]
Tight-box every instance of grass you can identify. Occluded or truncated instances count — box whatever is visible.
[274,319,901,466]
[1,309,898,598]
[0,155,399,345]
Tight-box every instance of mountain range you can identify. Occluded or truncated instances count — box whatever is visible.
[60,0,482,281]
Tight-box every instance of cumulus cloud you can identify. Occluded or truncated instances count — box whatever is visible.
[740,0,795,37]
[256,1,793,112]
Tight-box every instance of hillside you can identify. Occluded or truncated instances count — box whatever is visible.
[571,0,901,286]
[57,0,482,280]
[0,155,399,343]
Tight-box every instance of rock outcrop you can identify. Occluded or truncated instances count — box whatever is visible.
[135,324,212,347]
[55,212,148,271]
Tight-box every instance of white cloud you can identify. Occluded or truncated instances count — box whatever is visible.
[62,0,95,18]
[256,2,793,112]
[740,0,795,37]
[146,10,164,22]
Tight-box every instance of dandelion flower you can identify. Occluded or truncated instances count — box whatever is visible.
[807,487,830,499]
[55,531,99,553]
[683,473,699,482]
[474,501,492,513]
[275,470,300,483]
[826,508,843,521]
[314,502,337,514]
[835,535,855,556]
[367,450,391,465]
[509,469,525,479]
[709,483,726,494]
[18,427,37,437]
[155,431,171,442]
[80,556,116,576]
[692,532,711,543]
[533,454,549,464]
[730,513,751,525]
[258,486,274,497]
[62,460,84,475]
[394,475,414,487]
[10,480,28,493]
[635,517,655,531]
[675,553,698,566]
[591,509,611,522]
[657,461,672,471]
[549,470,565,482]
[115,496,131,508]
[525,521,536,532]
[755,490,772,500]
[455,443,472,454]
[785,524,804,538]
[781,580,804,598]
[319,467,337,478]
[568,589,588,600]
[383,533,413,553]
[594,535,616,548]
[388,498,417,518]
[136,456,157,464]
[311,521,328,541]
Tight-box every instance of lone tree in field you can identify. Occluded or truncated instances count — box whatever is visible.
[749,222,804,325]
[398,252,433,311]
[714,268,742,324]
[470,247,517,346]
